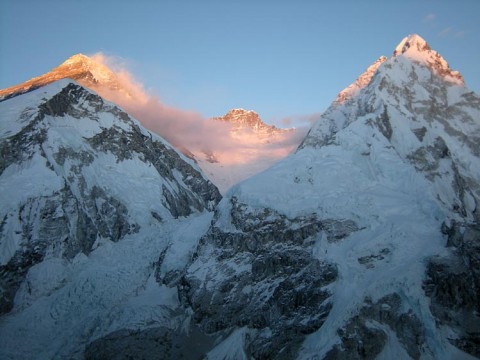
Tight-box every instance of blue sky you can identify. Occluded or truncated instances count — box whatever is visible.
[1,0,479,127]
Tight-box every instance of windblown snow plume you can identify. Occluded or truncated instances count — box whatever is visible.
[90,54,308,192]
[0,53,306,191]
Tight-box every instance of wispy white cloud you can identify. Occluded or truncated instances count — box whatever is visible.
[454,30,469,38]
[438,26,453,38]
[279,113,321,128]
[422,13,436,24]
[88,53,305,166]
[437,26,470,39]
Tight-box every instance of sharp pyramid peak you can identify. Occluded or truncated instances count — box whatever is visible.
[391,34,464,84]
[393,34,431,56]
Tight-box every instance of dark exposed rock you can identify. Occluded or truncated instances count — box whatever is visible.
[322,219,361,243]
[407,136,450,173]
[358,248,391,268]
[0,244,45,314]
[229,197,359,244]
[412,126,427,141]
[376,105,393,140]
[0,119,47,176]
[324,293,426,360]
[87,120,221,216]
[0,184,138,315]
[406,136,478,219]
[39,83,105,118]
[84,325,214,360]
[424,222,480,358]
[178,197,358,359]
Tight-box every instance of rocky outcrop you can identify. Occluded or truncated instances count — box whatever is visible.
[84,325,213,360]
[177,197,360,359]
[324,293,426,359]
[424,222,480,358]
[0,184,138,314]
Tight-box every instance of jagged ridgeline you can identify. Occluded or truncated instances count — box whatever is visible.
[0,34,479,360]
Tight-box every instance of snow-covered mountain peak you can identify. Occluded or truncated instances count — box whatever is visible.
[334,34,464,108]
[230,108,255,115]
[53,53,120,89]
[197,109,297,194]
[393,33,431,56]
[301,33,479,222]
[0,53,121,101]
[61,53,91,66]
[58,53,116,84]
[392,33,464,84]
[212,108,285,134]
[216,108,261,126]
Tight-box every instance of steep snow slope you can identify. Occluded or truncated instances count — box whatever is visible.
[0,80,221,359]
[182,34,480,359]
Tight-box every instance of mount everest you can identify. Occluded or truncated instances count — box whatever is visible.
[0,34,479,359]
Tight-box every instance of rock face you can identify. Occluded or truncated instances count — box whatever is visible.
[424,222,480,358]
[181,197,354,359]
[324,293,426,360]
[84,325,214,360]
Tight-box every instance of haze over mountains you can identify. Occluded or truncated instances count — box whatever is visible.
[0,34,479,359]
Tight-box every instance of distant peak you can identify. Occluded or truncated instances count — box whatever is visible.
[229,108,257,115]
[219,108,261,124]
[212,108,287,135]
[393,34,431,56]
